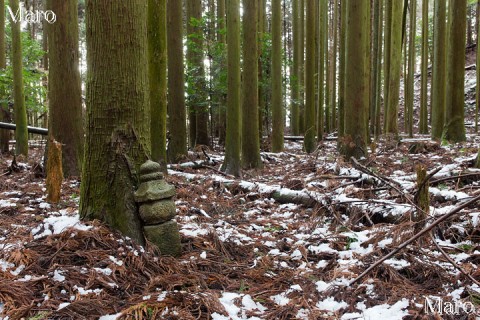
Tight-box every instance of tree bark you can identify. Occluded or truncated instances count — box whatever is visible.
[0,0,9,153]
[271,0,284,152]
[290,0,300,136]
[420,0,429,134]
[444,0,467,142]
[148,0,167,170]
[47,0,84,177]
[167,0,187,163]
[80,0,150,246]
[406,0,416,137]
[303,0,316,153]
[242,0,262,169]
[10,0,29,156]
[221,0,241,177]
[342,0,369,159]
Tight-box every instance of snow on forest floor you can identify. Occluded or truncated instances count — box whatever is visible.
[0,135,480,320]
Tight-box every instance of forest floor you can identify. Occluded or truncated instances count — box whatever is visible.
[1,66,480,319]
[0,128,479,319]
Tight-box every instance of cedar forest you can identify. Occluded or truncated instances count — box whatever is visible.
[1,0,480,319]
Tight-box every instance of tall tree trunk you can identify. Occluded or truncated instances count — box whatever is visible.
[10,0,28,156]
[476,0,480,133]
[217,0,227,144]
[406,0,416,137]
[318,0,327,141]
[148,0,167,170]
[272,0,284,152]
[221,0,241,176]
[303,0,316,153]
[331,0,338,130]
[420,0,429,134]
[383,0,392,131]
[167,0,187,162]
[342,0,369,159]
[47,0,84,177]
[324,0,331,133]
[298,0,305,134]
[385,0,403,135]
[257,0,266,142]
[337,0,347,138]
[370,0,380,136]
[80,0,151,246]
[0,0,9,153]
[374,0,383,138]
[431,0,447,140]
[186,0,197,147]
[242,0,262,169]
[444,0,466,142]
[290,0,300,135]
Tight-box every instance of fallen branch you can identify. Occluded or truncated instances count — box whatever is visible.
[430,232,480,287]
[430,172,480,186]
[349,194,480,286]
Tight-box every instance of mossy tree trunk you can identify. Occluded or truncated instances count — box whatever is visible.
[10,0,28,157]
[46,0,84,177]
[271,0,284,152]
[385,0,403,135]
[80,0,151,246]
[431,0,447,140]
[303,0,316,153]
[342,0,369,160]
[290,0,300,136]
[242,0,262,169]
[166,0,187,163]
[419,0,429,134]
[444,0,467,142]
[148,0,167,171]
[221,0,241,177]
[0,0,9,153]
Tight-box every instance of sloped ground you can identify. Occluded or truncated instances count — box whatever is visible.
[0,132,479,319]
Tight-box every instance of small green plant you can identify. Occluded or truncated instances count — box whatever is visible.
[346,236,358,250]
[457,243,474,251]
[28,312,50,320]
[264,225,283,232]
[239,279,249,292]
[438,183,448,190]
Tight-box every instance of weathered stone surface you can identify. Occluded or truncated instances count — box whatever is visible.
[140,171,164,183]
[134,180,175,202]
[144,221,182,257]
[139,200,176,224]
[140,160,162,175]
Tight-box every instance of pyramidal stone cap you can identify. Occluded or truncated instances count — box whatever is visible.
[134,160,176,202]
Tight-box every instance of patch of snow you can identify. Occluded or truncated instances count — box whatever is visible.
[98,313,122,320]
[0,200,16,208]
[200,251,207,259]
[109,256,123,266]
[316,297,348,312]
[32,211,91,239]
[429,187,469,201]
[384,259,411,270]
[344,299,409,319]
[270,292,290,306]
[57,302,70,310]
[53,270,65,282]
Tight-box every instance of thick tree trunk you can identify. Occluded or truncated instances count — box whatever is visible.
[257,0,266,143]
[444,0,466,142]
[337,0,347,138]
[342,0,369,159]
[374,0,383,138]
[167,0,187,163]
[303,0,316,153]
[148,0,167,171]
[383,0,392,131]
[406,0,416,138]
[80,0,150,246]
[47,0,84,177]
[217,0,227,145]
[221,0,241,177]
[318,0,327,141]
[10,0,29,156]
[271,0,284,152]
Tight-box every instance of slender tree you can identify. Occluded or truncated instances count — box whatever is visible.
[0,0,8,153]
[47,0,84,177]
[242,0,262,169]
[444,0,467,142]
[383,0,392,131]
[217,0,227,144]
[167,0,187,162]
[370,0,380,136]
[374,0,384,138]
[10,0,28,156]
[272,0,284,152]
[298,0,305,133]
[342,0,369,159]
[290,0,300,135]
[420,0,429,134]
[331,0,338,130]
[148,0,167,170]
[431,0,447,140]
[258,0,266,141]
[385,0,403,135]
[221,0,241,176]
[318,0,327,141]
[186,0,209,147]
[80,0,150,245]
[337,0,347,138]
[303,0,316,153]
[406,0,416,137]
[476,0,480,132]
[324,0,331,133]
